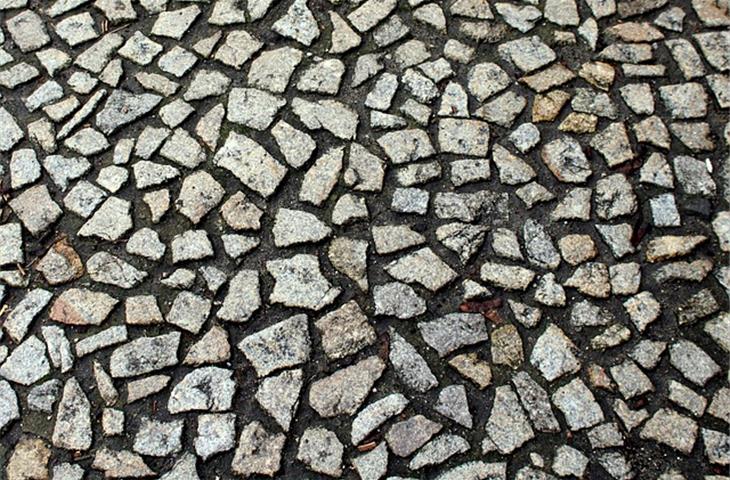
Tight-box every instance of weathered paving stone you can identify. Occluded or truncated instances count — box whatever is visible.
[6,436,51,480]
[231,421,285,477]
[449,352,492,389]
[195,413,236,460]
[640,408,698,454]
[133,418,183,456]
[266,255,341,310]
[87,252,147,288]
[419,313,489,357]
[171,230,214,264]
[78,196,132,241]
[315,301,376,360]
[52,378,92,450]
[255,369,303,431]
[217,269,260,323]
[297,427,344,476]
[552,377,605,431]
[166,291,211,334]
[3,288,53,343]
[309,355,385,417]
[238,314,310,377]
[351,393,409,444]
[168,367,235,413]
[485,385,534,453]
[0,336,50,386]
[213,131,287,198]
[109,332,180,378]
[9,185,63,236]
[373,281,426,319]
[530,324,581,382]
[228,87,286,131]
[669,340,720,386]
[512,371,560,432]
[273,208,331,247]
[0,380,20,431]
[389,329,438,392]
[386,414,443,457]
[353,442,388,479]
[92,448,154,478]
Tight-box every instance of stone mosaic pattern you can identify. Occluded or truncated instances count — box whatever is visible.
[0,0,729,478]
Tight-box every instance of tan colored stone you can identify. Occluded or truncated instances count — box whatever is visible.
[558,113,598,133]
[692,0,730,27]
[605,22,664,42]
[578,61,615,90]
[645,235,707,262]
[491,324,524,368]
[558,234,597,265]
[520,64,575,92]
[449,353,492,389]
[7,437,50,480]
[564,262,611,298]
[532,90,570,122]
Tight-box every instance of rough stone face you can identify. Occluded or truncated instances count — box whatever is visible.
[266,255,341,310]
[217,270,260,323]
[228,87,286,130]
[273,208,331,247]
[389,329,438,392]
[92,449,154,478]
[640,408,698,454]
[315,301,376,360]
[52,378,92,450]
[6,437,51,480]
[552,378,604,431]
[133,418,184,457]
[213,132,287,198]
[385,247,458,292]
[168,367,235,413]
[498,36,556,72]
[541,137,592,183]
[297,427,344,476]
[292,98,359,140]
[351,393,409,445]
[530,325,581,382]
[176,171,225,224]
[238,314,310,377]
[481,262,535,290]
[511,371,559,432]
[109,332,180,378]
[438,118,490,156]
[0,336,50,386]
[78,197,132,241]
[0,381,20,432]
[3,288,53,343]
[485,385,534,454]
[386,414,442,457]
[309,356,385,417]
[9,185,63,236]
[96,89,162,133]
[669,340,720,386]
[0,107,24,152]
[231,421,285,478]
[255,369,303,431]
[419,313,489,357]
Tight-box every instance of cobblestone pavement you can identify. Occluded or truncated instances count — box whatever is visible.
[0,0,729,478]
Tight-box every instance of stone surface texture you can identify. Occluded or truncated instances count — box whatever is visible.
[0,1,727,478]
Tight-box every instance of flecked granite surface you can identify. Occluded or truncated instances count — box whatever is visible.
[0,0,729,478]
